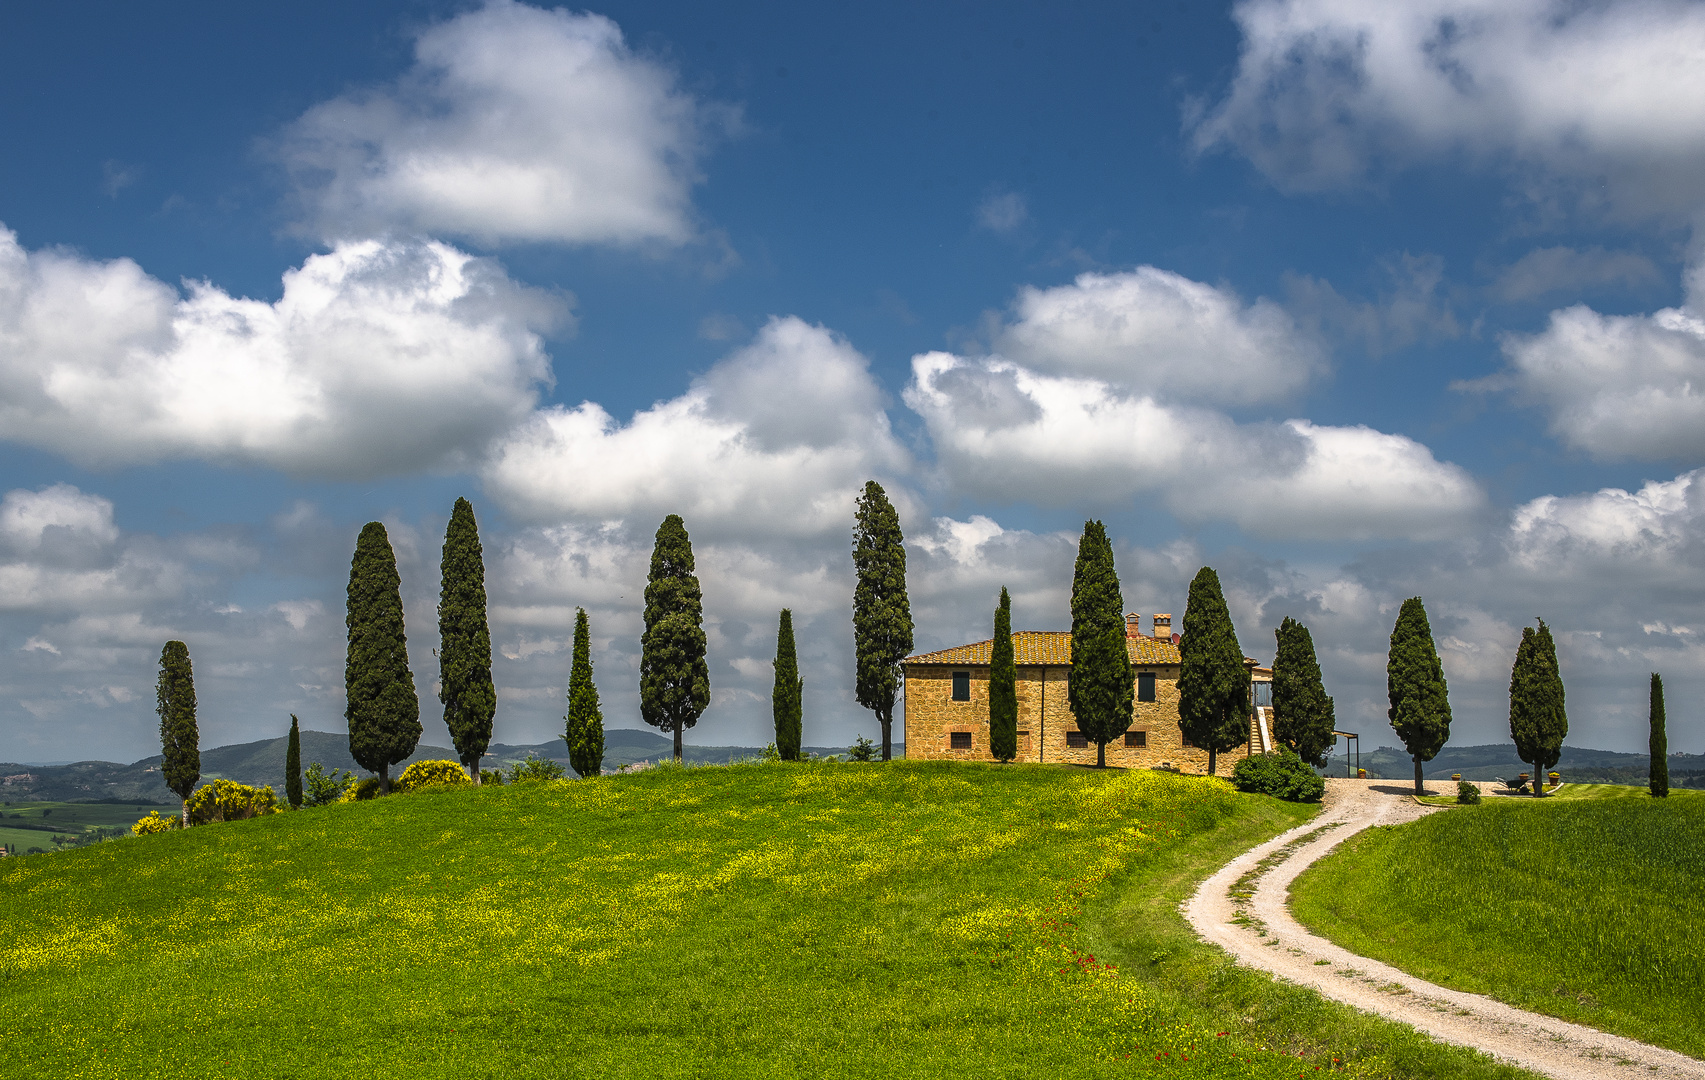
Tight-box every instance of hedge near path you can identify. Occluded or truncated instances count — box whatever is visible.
[1183,779,1705,1080]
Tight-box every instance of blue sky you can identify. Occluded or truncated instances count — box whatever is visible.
[4,0,1704,764]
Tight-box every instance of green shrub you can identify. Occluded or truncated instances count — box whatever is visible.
[302,762,355,807]
[341,777,382,801]
[185,779,279,825]
[131,810,180,836]
[505,757,566,783]
[1230,749,1325,802]
[396,759,472,792]
[1457,780,1482,805]
[848,736,877,762]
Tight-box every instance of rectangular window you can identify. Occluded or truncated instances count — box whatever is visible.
[950,731,972,750]
[1137,672,1156,702]
[1066,731,1088,748]
[1018,730,1032,752]
[1125,730,1147,747]
[1182,734,1195,748]
[951,671,970,701]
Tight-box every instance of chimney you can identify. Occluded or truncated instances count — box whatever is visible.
[1126,613,1142,640]
[1152,614,1172,641]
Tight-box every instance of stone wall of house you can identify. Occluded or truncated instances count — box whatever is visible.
[903,663,1245,774]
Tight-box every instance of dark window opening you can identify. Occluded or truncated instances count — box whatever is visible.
[1137,672,1156,702]
[1125,730,1147,747]
[951,671,970,701]
[1181,733,1194,748]
[949,731,972,750]
[1066,731,1089,748]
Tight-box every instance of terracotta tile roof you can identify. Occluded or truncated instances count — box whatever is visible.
[904,631,1182,667]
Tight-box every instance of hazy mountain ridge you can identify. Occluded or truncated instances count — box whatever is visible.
[0,729,894,801]
[1321,743,1705,786]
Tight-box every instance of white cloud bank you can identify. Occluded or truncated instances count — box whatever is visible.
[0,227,560,478]
[1193,0,1705,215]
[278,1,717,247]
[483,316,911,536]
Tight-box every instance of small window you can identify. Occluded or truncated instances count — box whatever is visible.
[1066,731,1089,748]
[951,671,971,701]
[1018,730,1032,752]
[1181,733,1195,748]
[950,731,972,750]
[1137,672,1156,702]
[1125,730,1147,747]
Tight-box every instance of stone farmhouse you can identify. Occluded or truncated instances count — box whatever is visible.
[902,613,1274,771]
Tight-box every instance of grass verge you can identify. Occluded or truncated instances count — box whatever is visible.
[1291,794,1705,1059]
[3,762,1535,1078]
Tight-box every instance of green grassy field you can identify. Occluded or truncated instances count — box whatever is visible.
[0,799,166,854]
[2,763,1535,1079]
[1291,793,1705,1059]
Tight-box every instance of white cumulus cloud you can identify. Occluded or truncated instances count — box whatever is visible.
[1193,0,1705,216]
[483,316,910,536]
[0,227,560,478]
[996,268,1324,405]
[905,352,1481,540]
[278,0,717,247]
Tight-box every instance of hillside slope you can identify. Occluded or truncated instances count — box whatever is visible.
[1,764,1530,1079]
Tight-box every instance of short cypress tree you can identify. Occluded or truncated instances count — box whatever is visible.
[346,521,422,794]
[772,609,803,761]
[1650,673,1668,798]
[439,497,496,784]
[1387,597,1452,795]
[640,515,710,762]
[285,714,303,809]
[989,587,1018,764]
[852,481,914,762]
[1509,619,1568,797]
[1069,523,1133,767]
[1272,617,1335,767]
[564,608,605,779]
[1178,567,1250,775]
[157,640,199,825]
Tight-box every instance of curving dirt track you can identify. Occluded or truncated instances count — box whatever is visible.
[1182,779,1705,1080]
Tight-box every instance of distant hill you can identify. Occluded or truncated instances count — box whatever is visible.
[0,729,897,802]
[1319,743,1705,788]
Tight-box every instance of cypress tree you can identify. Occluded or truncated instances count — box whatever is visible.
[1650,673,1668,798]
[852,480,914,762]
[439,497,496,784]
[1068,522,1133,767]
[564,607,605,779]
[1177,566,1250,776]
[772,609,803,761]
[1387,597,1452,795]
[989,587,1018,764]
[346,521,421,794]
[157,640,199,826]
[1509,619,1568,797]
[285,714,303,809]
[1272,617,1335,767]
[640,515,710,762]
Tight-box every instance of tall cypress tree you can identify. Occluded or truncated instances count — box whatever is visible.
[1650,673,1668,798]
[1177,567,1250,776]
[773,609,803,761]
[852,481,914,762]
[1387,597,1452,795]
[346,522,421,794]
[640,515,710,762]
[1272,617,1335,767]
[1509,619,1568,797]
[989,587,1018,764]
[565,607,605,779]
[1069,522,1133,767]
[285,714,303,810]
[157,640,199,826]
[439,497,496,784]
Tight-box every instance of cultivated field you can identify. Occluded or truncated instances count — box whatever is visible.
[1290,789,1705,1059]
[0,762,1543,1079]
[0,799,165,854]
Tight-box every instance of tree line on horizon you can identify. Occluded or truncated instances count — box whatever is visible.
[146,483,1679,825]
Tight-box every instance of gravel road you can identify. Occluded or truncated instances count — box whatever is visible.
[1182,778,1705,1080]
